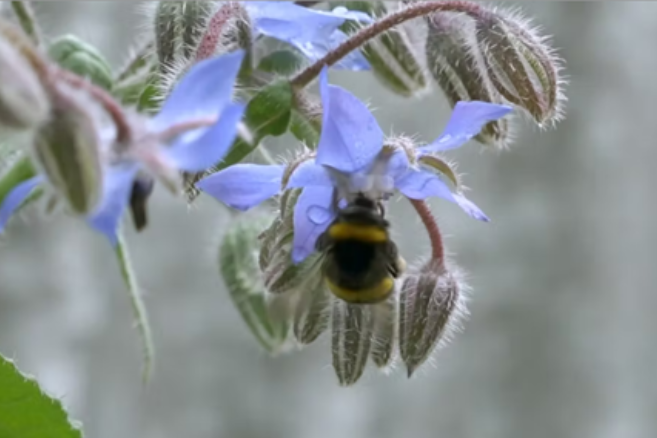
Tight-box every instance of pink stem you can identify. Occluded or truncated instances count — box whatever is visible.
[409,198,445,268]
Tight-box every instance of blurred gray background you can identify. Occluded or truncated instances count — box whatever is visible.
[1,2,655,438]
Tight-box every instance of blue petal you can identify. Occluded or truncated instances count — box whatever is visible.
[0,176,43,233]
[196,164,284,211]
[329,6,374,23]
[292,186,335,263]
[315,67,384,172]
[386,148,411,182]
[296,30,371,71]
[418,101,513,155]
[163,103,246,173]
[248,2,345,43]
[151,50,245,131]
[248,2,343,43]
[286,160,333,189]
[87,164,140,246]
[395,169,489,222]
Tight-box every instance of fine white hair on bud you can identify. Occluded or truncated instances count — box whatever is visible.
[425,11,513,149]
[370,292,399,370]
[399,259,469,377]
[475,6,567,128]
[331,300,375,386]
[0,32,49,134]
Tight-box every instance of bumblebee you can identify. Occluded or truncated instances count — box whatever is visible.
[316,194,406,304]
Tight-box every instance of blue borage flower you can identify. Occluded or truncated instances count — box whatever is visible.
[245,1,373,70]
[197,67,513,264]
[0,50,247,245]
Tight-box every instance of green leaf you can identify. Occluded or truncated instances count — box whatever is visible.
[48,35,114,91]
[0,354,82,438]
[217,80,293,170]
[257,50,304,76]
[219,216,289,353]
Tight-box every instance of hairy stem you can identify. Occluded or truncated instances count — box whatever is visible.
[291,0,485,88]
[9,1,40,46]
[56,69,132,143]
[195,2,242,61]
[116,231,155,384]
[408,198,445,267]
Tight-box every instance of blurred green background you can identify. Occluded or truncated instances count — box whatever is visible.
[2,2,656,438]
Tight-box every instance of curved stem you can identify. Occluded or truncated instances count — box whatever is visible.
[56,69,133,143]
[408,198,444,268]
[116,231,155,384]
[290,1,485,88]
[9,2,40,46]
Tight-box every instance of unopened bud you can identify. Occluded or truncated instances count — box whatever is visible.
[425,12,510,148]
[0,34,49,132]
[293,274,331,345]
[219,216,290,353]
[195,2,251,61]
[47,35,114,91]
[370,293,398,369]
[475,10,565,126]
[331,300,375,386]
[338,1,428,97]
[154,1,216,69]
[31,85,102,215]
[399,261,467,377]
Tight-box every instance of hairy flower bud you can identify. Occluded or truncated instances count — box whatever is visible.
[475,10,565,126]
[0,33,49,132]
[425,12,510,148]
[47,35,114,91]
[337,1,428,97]
[220,216,290,353]
[293,274,331,345]
[331,301,375,386]
[370,293,398,369]
[31,85,103,215]
[399,261,467,377]
[154,1,216,69]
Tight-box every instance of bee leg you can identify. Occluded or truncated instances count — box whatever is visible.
[386,241,405,278]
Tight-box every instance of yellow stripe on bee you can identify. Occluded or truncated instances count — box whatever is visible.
[325,277,394,304]
[328,222,387,243]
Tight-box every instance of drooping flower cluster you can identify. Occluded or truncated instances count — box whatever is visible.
[197,65,511,382]
[0,0,565,387]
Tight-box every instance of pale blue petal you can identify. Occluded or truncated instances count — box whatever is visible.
[196,164,284,211]
[163,103,246,173]
[87,164,140,246]
[248,2,344,45]
[418,101,513,155]
[295,30,371,71]
[0,176,43,233]
[292,186,335,263]
[386,148,411,182]
[286,160,333,189]
[151,50,245,131]
[329,6,374,23]
[395,169,489,222]
[315,67,383,172]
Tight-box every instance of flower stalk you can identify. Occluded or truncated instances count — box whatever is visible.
[409,198,445,267]
[291,1,486,88]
